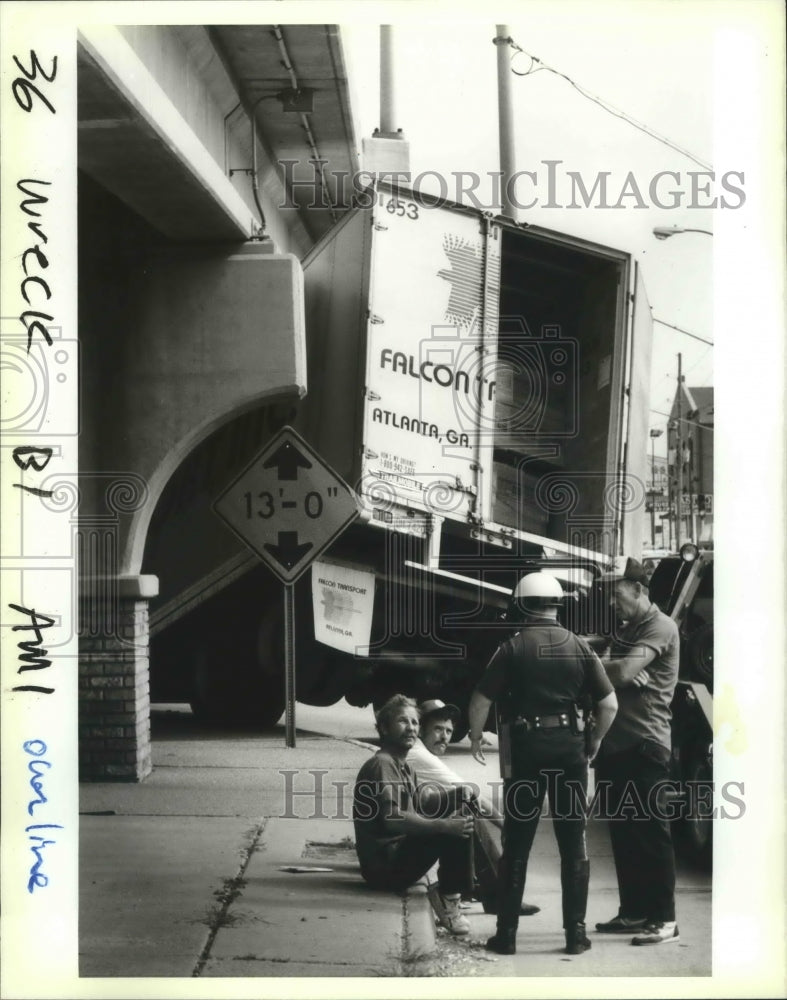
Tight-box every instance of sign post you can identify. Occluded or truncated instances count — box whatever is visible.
[213,427,359,746]
[284,583,296,748]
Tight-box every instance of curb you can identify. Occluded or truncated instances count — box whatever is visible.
[343,737,379,752]
[403,882,437,958]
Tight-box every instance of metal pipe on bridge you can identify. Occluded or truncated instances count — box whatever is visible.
[495,25,517,219]
[380,25,397,135]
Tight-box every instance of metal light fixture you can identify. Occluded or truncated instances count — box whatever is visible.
[653,226,713,240]
[276,87,315,113]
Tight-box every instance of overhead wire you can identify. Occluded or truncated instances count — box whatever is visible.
[683,347,714,380]
[501,33,714,438]
[649,408,713,432]
[507,42,712,171]
[652,317,713,346]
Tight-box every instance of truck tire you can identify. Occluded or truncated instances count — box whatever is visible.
[300,665,347,707]
[679,743,713,870]
[189,646,285,728]
[686,623,713,691]
[449,719,469,743]
[256,594,345,707]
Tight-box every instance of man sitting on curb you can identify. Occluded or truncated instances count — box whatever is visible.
[407,699,540,917]
[353,694,475,936]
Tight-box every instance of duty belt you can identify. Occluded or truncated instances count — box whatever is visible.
[511,712,571,732]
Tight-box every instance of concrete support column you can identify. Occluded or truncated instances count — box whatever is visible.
[79,575,158,781]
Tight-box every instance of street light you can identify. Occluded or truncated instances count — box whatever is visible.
[653,226,713,240]
[649,428,664,547]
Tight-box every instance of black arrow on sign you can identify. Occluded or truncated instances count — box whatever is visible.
[264,531,313,570]
[263,441,312,480]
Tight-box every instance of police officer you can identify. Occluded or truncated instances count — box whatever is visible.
[468,572,618,955]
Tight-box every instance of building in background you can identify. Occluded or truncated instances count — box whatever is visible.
[666,384,714,548]
[645,453,669,550]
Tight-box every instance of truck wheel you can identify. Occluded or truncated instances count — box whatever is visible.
[449,720,469,743]
[253,681,286,728]
[679,744,713,870]
[686,623,713,691]
[255,596,345,708]
[300,664,347,707]
[190,644,285,729]
[446,691,496,742]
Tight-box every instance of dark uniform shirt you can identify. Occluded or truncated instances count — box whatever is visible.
[478,617,613,772]
[478,619,613,715]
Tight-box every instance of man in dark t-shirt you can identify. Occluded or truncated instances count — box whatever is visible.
[353,694,475,936]
[468,572,618,956]
[594,556,681,947]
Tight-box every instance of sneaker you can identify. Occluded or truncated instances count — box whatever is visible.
[595,914,649,933]
[631,921,680,946]
[437,894,471,936]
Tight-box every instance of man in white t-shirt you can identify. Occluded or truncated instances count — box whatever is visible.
[408,699,539,916]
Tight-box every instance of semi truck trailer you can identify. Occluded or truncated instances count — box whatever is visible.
[146,182,654,735]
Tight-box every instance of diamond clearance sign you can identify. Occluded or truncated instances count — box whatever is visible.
[213,427,359,583]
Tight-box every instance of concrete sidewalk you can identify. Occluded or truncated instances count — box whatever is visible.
[79,728,438,978]
[79,718,712,980]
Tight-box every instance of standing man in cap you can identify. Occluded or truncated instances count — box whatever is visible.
[468,572,618,956]
[594,556,682,945]
[407,698,540,916]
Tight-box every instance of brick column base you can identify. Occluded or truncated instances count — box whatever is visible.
[79,575,158,781]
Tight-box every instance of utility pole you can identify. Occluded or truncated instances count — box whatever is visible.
[495,25,516,219]
[675,353,683,549]
[649,428,663,547]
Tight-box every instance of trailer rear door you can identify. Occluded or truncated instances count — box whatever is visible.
[620,261,654,554]
[360,190,499,525]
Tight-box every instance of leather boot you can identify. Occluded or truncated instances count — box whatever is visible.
[562,858,591,955]
[485,927,517,955]
[481,896,541,916]
[473,826,539,914]
[486,856,526,955]
[565,921,591,955]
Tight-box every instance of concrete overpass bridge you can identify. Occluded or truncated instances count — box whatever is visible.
[76,24,358,779]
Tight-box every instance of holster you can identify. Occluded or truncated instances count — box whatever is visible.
[497,715,513,780]
[570,704,586,735]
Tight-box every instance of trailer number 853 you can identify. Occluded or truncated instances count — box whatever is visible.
[386,198,419,220]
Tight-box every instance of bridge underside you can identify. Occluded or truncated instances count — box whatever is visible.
[77,24,357,780]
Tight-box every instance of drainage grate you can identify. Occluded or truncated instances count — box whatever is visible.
[302,838,356,861]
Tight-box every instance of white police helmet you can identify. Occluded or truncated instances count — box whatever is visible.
[512,572,564,605]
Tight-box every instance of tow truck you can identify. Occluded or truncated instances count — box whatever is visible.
[649,542,714,868]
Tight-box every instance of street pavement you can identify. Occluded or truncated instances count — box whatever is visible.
[78,701,712,986]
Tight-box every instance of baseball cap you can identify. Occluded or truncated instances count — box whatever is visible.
[418,699,461,724]
[598,556,650,587]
